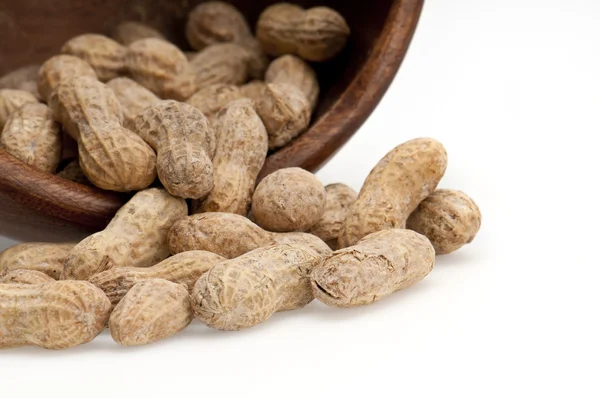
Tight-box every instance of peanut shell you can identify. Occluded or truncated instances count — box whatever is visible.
[37,55,98,102]
[0,64,40,98]
[57,159,91,186]
[185,83,244,123]
[190,43,251,91]
[0,89,38,130]
[0,242,76,279]
[112,21,166,46]
[107,77,161,130]
[186,1,251,50]
[61,34,129,82]
[239,80,267,104]
[0,269,56,285]
[265,55,319,109]
[309,183,358,250]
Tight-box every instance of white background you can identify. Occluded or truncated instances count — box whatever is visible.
[1,0,599,397]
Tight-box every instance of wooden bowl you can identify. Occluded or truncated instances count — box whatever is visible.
[0,0,423,239]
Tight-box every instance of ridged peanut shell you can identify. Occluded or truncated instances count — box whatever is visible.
[239,80,267,104]
[112,21,166,46]
[309,183,358,250]
[190,43,250,90]
[265,55,319,109]
[338,138,448,248]
[37,55,98,102]
[186,84,244,123]
[186,1,251,50]
[107,77,160,129]
[0,270,55,285]
[61,34,129,82]
[0,242,76,279]
[0,64,40,98]
[0,89,38,130]
[193,245,322,331]
[110,279,193,346]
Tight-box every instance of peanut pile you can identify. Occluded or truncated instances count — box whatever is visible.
[0,2,481,349]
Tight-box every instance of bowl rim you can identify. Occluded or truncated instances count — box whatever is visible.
[0,0,424,229]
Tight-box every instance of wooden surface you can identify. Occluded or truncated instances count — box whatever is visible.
[0,0,424,240]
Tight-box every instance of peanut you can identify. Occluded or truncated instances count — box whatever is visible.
[57,159,91,186]
[192,244,321,330]
[168,212,332,259]
[252,167,326,232]
[239,80,267,104]
[61,34,128,82]
[63,188,188,281]
[0,89,39,130]
[112,21,166,46]
[407,189,482,255]
[194,99,268,215]
[1,103,62,173]
[256,83,311,150]
[189,43,251,91]
[0,270,55,285]
[257,4,350,62]
[133,100,216,199]
[311,229,435,308]
[265,55,319,110]
[37,55,98,102]
[89,250,225,308]
[127,38,197,100]
[0,64,40,98]
[110,279,193,346]
[309,183,358,250]
[185,83,244,123]
[338,138,448,248]
[0,281,111,349]
[0,242,76,279]
[50,75,157,192]
[107,77,160,130]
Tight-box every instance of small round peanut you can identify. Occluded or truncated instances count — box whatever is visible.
[252,167,326,232]
[256,83,311,150]
[309,183,358,250]
[61,34,129,82]
[37,55,98,103]
[112,21,166,46]
[0,64,40,98]
[265,55,319,110]
[407,190,482,255]
[185,83,245,123]
[1,103,62,173]
[107,77,161,130]
[0,89,39,130]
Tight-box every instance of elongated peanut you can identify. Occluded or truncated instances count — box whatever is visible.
[110,279,193,346]
[57,159,91,185]
[1,103,62,173]
[0,270,55,285]
[50,76,157,192]
[309,183,358,250]
[239,80,267,104]
[61,34,128,82]
[134,100,216,199]
[257,4,350,62]
[190,43,251,91]
[89,250,225,308]
[168,212,332,259]
[64,188,187,280]
[252,167,326,232]
[0,89,38,130]
[107,77,160,129]
[0,242,76,279]
[0,281,111,349]
[194,99,267,215]
[311,229,435,308]
[0,64,40,98]
[407,190,482,255]
[256,83,311,150]
[338,138,448,248]
[127,38,197,100]
[186,84,244,123]
[193,245,321,331]
[112,21,166,46]
[265,55,319,109]
[37,55,98,102]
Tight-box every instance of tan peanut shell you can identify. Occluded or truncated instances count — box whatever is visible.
[265,55,319,109]
[112,21,166,46]
[257,4,350,62]
[0,242,76,279]
[107,77,160,129]
[110,279,193,346]
[134,100,216,199]
[186,1,252,50]
[252,167,326,232]
[50,76,157,192]
[0,270,56,285]
[61,34,128,82]
[127,38,197,100]
[190,43,251,90]
[89,250,225,308]
[239,80,267,104]
[256,83,311,150]
[193,244,321,331]
[0,281,111,349]
[0,89,38,130]
[338,138,448,248]
[57,159,91,186]
[311,229,435,308]
[63,188,188,280]
[185,83,244,123]
[0,64,40,98]
[407,190,482,255]
[1,103,62,173]
[195,99,268,215]
[309,183,358,250]
[168,212,332,259]
[37,55,98,102]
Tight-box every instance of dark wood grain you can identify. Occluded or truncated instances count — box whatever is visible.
[0,0,423,237]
